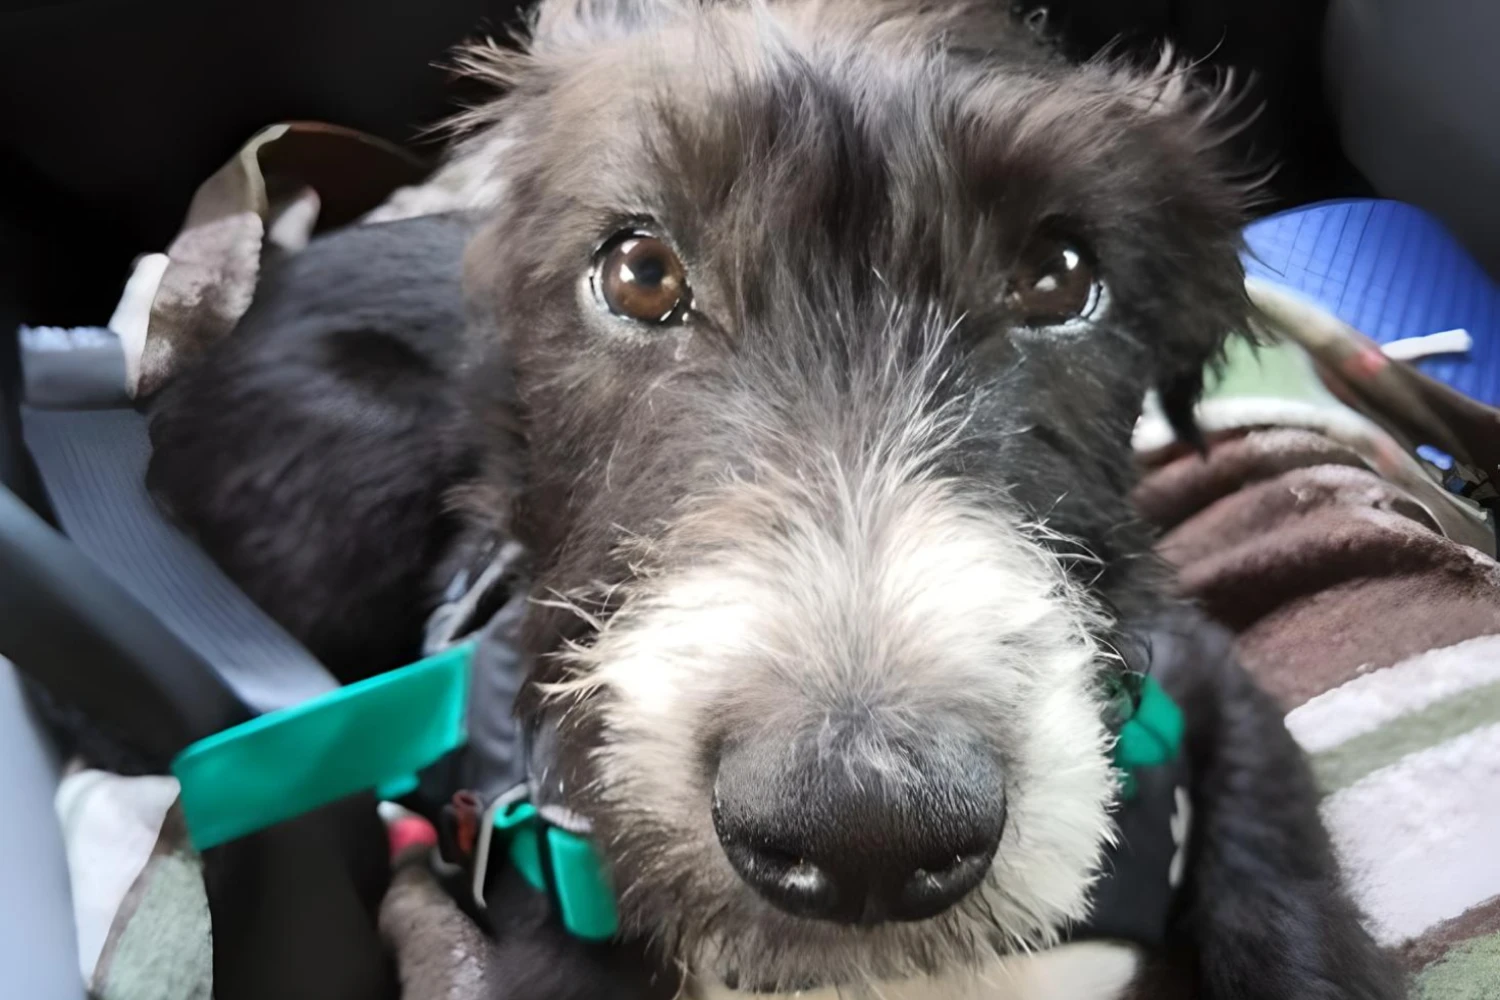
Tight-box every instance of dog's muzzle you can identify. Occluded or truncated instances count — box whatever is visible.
[711,725,1006,925]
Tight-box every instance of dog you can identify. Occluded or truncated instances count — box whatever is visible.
[148,213,479,681]
[147,1,1407,997]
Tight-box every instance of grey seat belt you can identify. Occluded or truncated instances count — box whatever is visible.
[17,325,336,716]
[8,327,404,1000]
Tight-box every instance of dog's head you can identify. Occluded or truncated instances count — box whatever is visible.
[456,0,1249,990]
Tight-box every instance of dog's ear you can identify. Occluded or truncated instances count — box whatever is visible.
[1093,47,1261,452]
[1157,366,1209,454]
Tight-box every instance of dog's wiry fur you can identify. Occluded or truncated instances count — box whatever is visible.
[543,313,1121,986]
[455,2,1244,989]
[147,1,1405,997]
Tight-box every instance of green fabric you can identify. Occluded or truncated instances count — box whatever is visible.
[95,847,211,1000]
[1202,333,1344,406]
[1313,680,1500,794]
[1417,931,1500,999]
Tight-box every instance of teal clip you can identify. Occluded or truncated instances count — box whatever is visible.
[172,641,475,851]
[494,798,619,941]
[1112,673,1185,800]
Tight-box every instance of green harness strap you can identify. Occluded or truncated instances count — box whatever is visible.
[1113,674,1185,800]
[170,640,617,939]
[173,645,1181,943]
[172,641,475,851]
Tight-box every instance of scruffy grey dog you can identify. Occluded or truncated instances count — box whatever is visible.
[148,1,1405,998]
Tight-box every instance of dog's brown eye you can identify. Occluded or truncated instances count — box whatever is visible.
[595,234,688,323]
[1006,237,1103,327]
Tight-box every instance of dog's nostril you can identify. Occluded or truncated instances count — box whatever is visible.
[898,849,996,921]
[753,843,804,869]
[719,840,838,919]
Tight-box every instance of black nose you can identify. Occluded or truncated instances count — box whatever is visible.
[712,728,1005,925]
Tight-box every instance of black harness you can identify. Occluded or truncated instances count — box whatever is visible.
[1070,741,1193,948]
[427,555,1194,956]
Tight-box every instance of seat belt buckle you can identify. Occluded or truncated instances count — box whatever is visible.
[172,641,474,851]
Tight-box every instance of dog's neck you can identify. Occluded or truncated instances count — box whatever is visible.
[692,942,1140,1000]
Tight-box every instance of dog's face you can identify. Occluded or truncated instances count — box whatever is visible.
[459,0,1248,991]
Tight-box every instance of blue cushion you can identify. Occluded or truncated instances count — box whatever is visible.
[1243,199,1500,407]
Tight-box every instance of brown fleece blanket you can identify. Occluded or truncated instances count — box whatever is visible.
[1136,427,1500,708]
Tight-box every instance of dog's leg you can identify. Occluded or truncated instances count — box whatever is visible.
[1153,611,1408,1000]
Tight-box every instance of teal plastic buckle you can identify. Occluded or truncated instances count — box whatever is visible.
[172,641,475,851]
[1112,674,1185,800]
[482,796,619,942]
